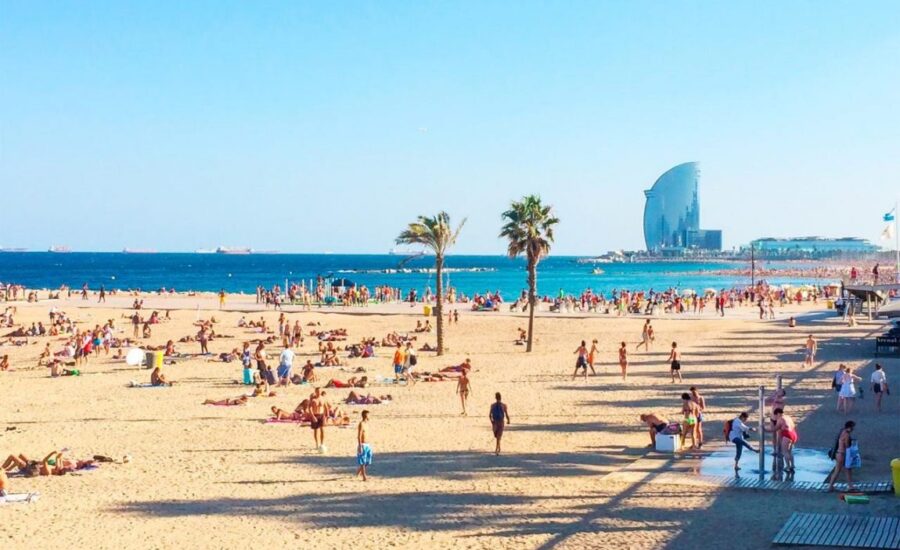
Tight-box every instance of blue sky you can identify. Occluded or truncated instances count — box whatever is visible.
[1,2,898,254]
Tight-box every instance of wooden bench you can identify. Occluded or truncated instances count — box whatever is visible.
[773,512,900,548]
[875,336,900,356]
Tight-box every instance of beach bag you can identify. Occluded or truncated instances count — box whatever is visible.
[662,423,682,435]
[845,443,861,469]
[723,419,733,441]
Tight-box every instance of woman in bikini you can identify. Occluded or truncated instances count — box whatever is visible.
[618,342,628,381]
[587,339,599,375]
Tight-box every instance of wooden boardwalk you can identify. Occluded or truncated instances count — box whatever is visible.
[773,512,900,548]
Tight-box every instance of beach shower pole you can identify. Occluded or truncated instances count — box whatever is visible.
[775,375,782,392]
[758,386,765,475]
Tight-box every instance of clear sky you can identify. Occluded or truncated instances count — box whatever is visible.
[2,2,899,254]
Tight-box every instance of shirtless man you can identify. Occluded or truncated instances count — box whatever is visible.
[572,340,590,380]
[689,387,706,447]
[639,413,669,447]
[309,389,330,452]
[356,410,372,481]
[457,370,472,415]
[770,408,798,473]
[803,334,817,368]
[667,342,682,383]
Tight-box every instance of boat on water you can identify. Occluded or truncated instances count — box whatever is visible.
[591,268,605,275]
[122,248,157,254]
[195,249,216,254]
[49,245,71,253]
[216,246,252,255]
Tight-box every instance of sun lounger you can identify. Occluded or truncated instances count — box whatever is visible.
[0,493,40,505]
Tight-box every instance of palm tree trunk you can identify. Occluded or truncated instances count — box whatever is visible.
[435,255,445,355]
[526,259,536,352]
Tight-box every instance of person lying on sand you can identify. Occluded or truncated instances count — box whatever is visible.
[203,396,249,406]
[345,391,391,405]
[3,451,95,476]
[325,376,368,389]
[441,358,472,373]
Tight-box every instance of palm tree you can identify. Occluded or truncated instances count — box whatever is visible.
[500,195,559,352]
[396,212,466,356]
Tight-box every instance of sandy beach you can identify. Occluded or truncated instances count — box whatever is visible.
[1,292,898,549]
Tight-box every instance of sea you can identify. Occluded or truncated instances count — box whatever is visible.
[0,253,826,298]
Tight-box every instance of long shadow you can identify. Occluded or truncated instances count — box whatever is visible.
[265,449,629,481]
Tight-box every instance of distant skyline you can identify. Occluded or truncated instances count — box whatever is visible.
[1,3,899,255]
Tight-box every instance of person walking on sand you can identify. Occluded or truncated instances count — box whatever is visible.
[618,342,628,381]
[355,410,372,481]
[871,364,888,413]
[456,370,472,415]
[636,320,652,351]
[838,367,862,414]
[667,342,682,383]
[828,420,858,491]
[98,285,106,303]
[392,343,405,381]
[803,335,817,368]
[572,340,589,380]
[489,392,510,455]
[218,289,226,309]
[309,389,329,453]
[728,412,758,471]
[587,339,599,375]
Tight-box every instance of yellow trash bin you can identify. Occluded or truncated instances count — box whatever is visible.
[826,299,834,309]
[891,458,900,496]
[153,351,164,369]
[423,305,432,317]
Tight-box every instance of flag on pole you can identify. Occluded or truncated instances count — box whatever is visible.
[885,208,896,222]
[882,223,895,240]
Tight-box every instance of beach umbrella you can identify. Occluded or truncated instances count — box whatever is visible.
[681,289,695,296]
[125,348,144,366]
[331,278,355,288]
[703,288,717,295]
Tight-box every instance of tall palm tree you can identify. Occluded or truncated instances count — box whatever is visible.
[396,212,466,356]
[500,195,559,352]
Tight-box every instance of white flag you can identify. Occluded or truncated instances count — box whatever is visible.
[882,223,894,240]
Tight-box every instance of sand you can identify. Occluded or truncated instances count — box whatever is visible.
[1,292,898,549]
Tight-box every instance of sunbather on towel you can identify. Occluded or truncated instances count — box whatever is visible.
[203,396,249,406]
[345,391,392,405]
[3,451,94,476]
[150,366,173,386]
[325,376,368,389]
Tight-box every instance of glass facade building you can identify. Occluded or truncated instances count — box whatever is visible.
[749,237,879,258]
[643,162,721,252]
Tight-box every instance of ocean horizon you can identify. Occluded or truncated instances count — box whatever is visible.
[0,252,826,298]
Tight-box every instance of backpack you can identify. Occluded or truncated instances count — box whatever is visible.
[723,419,733,441]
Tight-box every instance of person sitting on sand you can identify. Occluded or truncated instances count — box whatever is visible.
[515,328,527,345]
[345,391,392,405]
[203,396,249,406]
[270,404,309,422]
[0,354,9,371]
[639,413,670,447]
[164,340,177,356]
[49,359,79,377]
[150,366,173,386]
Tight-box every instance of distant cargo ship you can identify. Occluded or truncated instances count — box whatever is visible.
[123,248,157,254]
[216,247,252,255]
[195,249,216,254]
[49,245,71,253]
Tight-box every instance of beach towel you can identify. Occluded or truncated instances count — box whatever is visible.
[346,399,391,406]
[127,382,168,388]
[0,493,40,505]
[264,417,309,425]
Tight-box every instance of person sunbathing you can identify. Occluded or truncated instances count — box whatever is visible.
[3,451,93,476]
[441,359,472,373]
[203,396,249,406]
[325,376,368,389]
[419,342,435,352]
[345,391,391,405]
[270,405,308,422]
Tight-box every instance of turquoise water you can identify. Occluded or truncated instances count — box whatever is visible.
[0,253,825,298]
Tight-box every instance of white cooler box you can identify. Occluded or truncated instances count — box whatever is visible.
[655,433,681,453]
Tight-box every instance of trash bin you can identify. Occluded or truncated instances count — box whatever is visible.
[892,458,900,496]
[826,299,834,309]
[423,305,432,317]
[144,351,155,369]
[153,351,164,369]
